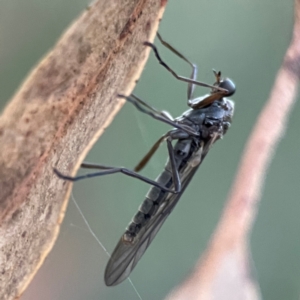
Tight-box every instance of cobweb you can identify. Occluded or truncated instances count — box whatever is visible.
[70,193,143,300]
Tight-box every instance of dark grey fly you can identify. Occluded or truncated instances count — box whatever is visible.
[54,33,235,286]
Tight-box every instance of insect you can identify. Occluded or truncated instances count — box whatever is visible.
[54,33,235,286]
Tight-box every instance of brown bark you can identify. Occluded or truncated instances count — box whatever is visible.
[0,1,167,299]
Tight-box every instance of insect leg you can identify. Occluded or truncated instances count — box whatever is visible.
[134,134,183,193]
[134,129,190,172]
[134,135,166,172]
[121,92,174,121]
[118,94,199,136]
[187,64,198,101]
[53,166,179,194]
[189,92,224,109]
[166,136,181,193]
[156,33,197,100]
[144,41,227,93]
[135,129,190,192]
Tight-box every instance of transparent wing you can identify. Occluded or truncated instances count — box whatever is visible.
[105,200,177,286]
[105,138,215,286]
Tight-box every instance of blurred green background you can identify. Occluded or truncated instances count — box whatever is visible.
[0,0,298,299]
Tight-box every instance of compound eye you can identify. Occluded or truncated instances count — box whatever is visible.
[220,78,236,96]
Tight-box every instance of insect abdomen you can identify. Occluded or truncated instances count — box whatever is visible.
[123,167,173,243]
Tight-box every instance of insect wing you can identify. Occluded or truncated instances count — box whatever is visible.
[104,139,216,286]
[104,202,173,286]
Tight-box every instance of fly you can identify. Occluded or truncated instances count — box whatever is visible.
[54,33,236,286]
